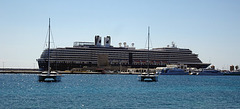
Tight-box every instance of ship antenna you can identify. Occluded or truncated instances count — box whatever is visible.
[48,18,51,74]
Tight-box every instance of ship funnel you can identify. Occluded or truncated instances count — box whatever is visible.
[119,42,122,47]
[131,43,134,47]
[104,36,111,47]
[123,42,127,47]
[95,35,101,46]
[172,41,177,48]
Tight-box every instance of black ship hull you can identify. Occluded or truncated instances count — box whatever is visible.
[38,61,209,71]
[38,60,167,71]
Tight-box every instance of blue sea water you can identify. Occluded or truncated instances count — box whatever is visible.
[0,74,240,108]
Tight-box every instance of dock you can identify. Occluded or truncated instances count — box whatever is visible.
[0,68,138,75]
[0,68,41,74]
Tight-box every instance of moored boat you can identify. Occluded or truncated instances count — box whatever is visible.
[37,34,210,71]
[198,69,224,75]
[158,68,188,75]
[156,65,188,75]
[138,27,158,82]
[224,71,240,75]
[38,18,61,82]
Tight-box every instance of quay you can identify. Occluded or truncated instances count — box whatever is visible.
[0,68,139,75]
[0,68,41,74]
[1,68,240,76]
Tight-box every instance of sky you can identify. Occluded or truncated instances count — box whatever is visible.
[0,0,239,69]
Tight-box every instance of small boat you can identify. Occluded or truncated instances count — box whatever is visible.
[138,27,158,82]
[39,71,61,82]
[224,71,240,75]
[198,69,224,75]
[38,18,61,82]
[138,72,158,82]
[159,68,188,75]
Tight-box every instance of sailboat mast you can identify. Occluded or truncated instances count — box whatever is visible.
[48,18,51,74]
[147,26,150,74]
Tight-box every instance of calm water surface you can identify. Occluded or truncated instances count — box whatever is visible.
[0,74,240,108]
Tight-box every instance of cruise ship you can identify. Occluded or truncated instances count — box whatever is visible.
[37,36,210,71]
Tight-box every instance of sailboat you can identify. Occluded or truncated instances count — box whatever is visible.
[138,26,158,82]
[38,18,61,82]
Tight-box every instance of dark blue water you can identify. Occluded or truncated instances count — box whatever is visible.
[0,74,240,108]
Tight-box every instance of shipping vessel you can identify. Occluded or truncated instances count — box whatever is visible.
[37,36,210,71]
